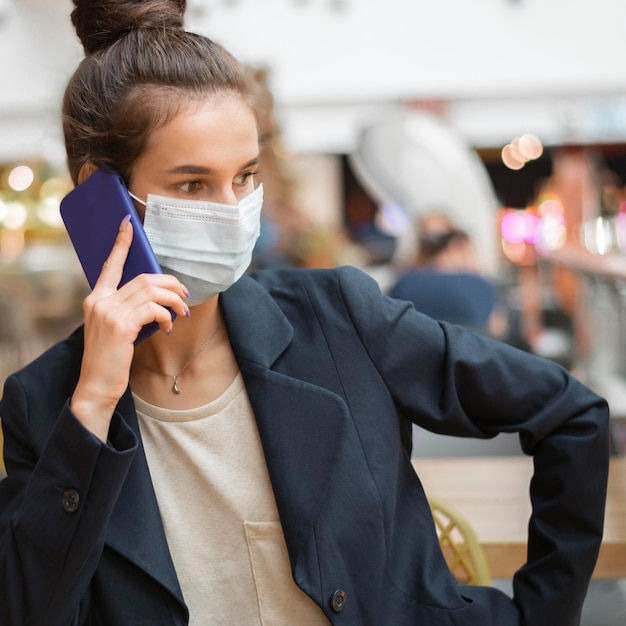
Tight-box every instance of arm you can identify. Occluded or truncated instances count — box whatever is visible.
[71,216,188,441]
[337,266,610,626]
[0,214,189,625]
[0,378,137,626]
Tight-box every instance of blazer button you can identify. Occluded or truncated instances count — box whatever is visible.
[330,589,347,613]
[61,489,80,513]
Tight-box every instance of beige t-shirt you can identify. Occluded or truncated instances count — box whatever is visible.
[134,374,330,626]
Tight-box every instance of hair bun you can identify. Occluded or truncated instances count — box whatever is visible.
[71,0,187,55]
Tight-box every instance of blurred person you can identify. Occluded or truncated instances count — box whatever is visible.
[0,2,609,626]
[390,213,504,336]
[245,66,310,270]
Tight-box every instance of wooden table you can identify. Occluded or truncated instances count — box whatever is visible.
[412,456,626,579]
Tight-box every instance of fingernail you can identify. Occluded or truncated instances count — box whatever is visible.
[182,287,191,298]
[119,214,131,231]
[166,328,172,336]
[185,308,191,318]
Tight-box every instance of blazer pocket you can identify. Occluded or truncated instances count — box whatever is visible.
[244,520,330,625]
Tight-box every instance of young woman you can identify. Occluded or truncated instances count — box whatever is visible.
[0,2,610,625]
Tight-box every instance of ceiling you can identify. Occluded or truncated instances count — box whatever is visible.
[2,0,626,161]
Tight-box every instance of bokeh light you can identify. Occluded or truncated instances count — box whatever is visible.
[534,197,566,252]
[375,201,409,236]
[501,134,544,171]
[2,201,28,229]
[499,203,566,265]
[500,209,540,244]
[501,143,526,170]
[7,165,35,192]
[583,216,615,255]
[517,134,543,160]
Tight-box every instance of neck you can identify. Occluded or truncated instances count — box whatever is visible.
[129,295,240,409]
[134,296,222,370]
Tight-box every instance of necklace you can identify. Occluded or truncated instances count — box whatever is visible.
[134,322,223,394]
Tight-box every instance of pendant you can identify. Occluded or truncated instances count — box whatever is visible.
[172,376,181,394]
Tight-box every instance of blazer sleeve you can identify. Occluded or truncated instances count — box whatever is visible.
[335,265,610,626]
[0,373,137,626]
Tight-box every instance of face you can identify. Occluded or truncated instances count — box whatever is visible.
[129,93,260,218]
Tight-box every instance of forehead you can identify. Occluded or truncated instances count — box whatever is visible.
[140,94,259,169]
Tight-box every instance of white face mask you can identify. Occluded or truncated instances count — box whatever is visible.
[129,185,263,305]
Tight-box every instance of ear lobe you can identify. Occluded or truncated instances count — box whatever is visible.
[77,162,99,185]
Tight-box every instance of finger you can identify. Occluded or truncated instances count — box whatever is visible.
[115,273,191,312]
[84,273,190,339]
[138,301,183,336]
[101,299,183,339]
[94,215,133,291]
[87,293,178,346]
[118,280,191,322]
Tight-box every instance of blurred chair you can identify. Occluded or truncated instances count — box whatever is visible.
[428,496,492,586]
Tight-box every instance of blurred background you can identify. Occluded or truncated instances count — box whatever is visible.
[2,2,626,621]
[1,0,626,455]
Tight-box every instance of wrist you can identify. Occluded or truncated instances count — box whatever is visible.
[70,389,118,442]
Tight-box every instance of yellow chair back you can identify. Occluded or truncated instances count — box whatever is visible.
[428,496,492,586]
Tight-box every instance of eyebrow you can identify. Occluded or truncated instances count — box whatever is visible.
[165,157,261,175]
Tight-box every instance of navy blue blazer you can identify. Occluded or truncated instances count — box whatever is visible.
[0,266,609,626]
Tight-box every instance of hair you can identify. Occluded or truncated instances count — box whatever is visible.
[418,228,469,260]
[63,0,251,185]
[415,212,472,263]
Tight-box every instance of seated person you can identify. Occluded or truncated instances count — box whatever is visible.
[390,213,500,334]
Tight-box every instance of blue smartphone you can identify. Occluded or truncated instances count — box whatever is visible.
[60,168,174,343]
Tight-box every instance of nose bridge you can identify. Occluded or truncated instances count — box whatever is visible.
[213,183,238,206]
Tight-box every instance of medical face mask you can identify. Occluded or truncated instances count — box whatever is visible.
[129,185,263,305]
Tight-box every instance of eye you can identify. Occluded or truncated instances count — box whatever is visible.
[176,180,203,194]
[234,170,259,187]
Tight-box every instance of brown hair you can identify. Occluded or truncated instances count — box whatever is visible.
[63,0,250,185]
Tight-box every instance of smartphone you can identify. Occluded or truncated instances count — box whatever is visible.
[60,168,174,343]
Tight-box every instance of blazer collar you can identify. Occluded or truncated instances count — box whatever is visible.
[219,275,294,367]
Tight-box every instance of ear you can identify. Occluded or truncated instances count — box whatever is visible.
[77,162,99,185]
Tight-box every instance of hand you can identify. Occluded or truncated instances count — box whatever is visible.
[70,216,190,441]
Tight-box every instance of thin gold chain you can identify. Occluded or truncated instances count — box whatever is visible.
[133,322,222,394]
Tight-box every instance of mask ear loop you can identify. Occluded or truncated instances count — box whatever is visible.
[128,190,147,206]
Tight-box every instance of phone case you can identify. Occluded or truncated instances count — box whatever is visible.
[60,168,174,343]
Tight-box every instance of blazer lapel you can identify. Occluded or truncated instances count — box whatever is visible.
[240,363,348,562]
[106,389,185,607]
[221,277,349,565]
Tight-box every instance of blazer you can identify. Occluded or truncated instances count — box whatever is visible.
[0,266,610,626]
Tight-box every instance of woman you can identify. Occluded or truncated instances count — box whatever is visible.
[0,2,610,625]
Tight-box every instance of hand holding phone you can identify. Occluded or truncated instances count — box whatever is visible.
[60,168,176,342]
